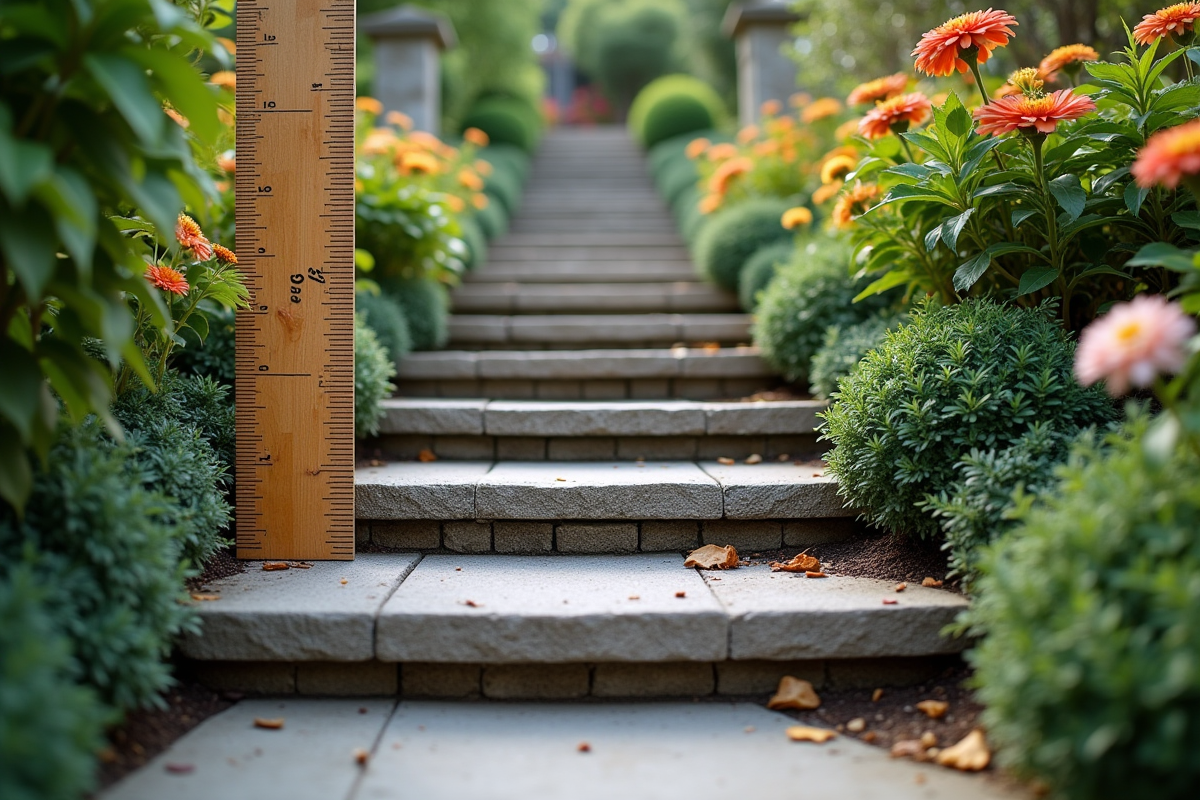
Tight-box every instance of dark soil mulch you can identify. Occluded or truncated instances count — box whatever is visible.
[95,679,235,791]
[185,545,245,591]
[742,529,956,589]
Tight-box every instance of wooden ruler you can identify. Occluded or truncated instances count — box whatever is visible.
[234,0,355,560]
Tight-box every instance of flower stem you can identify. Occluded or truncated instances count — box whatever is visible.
[968,60,991,107]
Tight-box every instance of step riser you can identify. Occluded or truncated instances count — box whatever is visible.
[354,517,857,554]
[396,377,775,400]
[450,292,740,315]
[363,433,821,463]
[447,314,751,347]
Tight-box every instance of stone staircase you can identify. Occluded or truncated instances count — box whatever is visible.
[184,127,966,702]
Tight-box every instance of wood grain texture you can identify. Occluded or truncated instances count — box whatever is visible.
[235,0,355,560]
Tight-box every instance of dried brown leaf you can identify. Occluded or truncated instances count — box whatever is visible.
[871,688,884,702]
[935,730,991,771]
[805,570,827,578]
[254,718,284,730]
[768,676,821,710]
[745,454,763,464]
[895,582,907,592]
[770,553,821,573]
[785,725,836,743]
[890,739,925,760]
[189,593,221,601]
[920,732,939,749]
[262,562,289,571]
[417,449,438,463]
[916,700,949,719]
[354,748,370,765]
[684,544,739,570]
[717,456,736,466]
[846,718,866,733]
[577,742,591,753]
[922,577,944,588]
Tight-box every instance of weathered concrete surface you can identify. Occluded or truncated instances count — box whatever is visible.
[377,398,486,435]
[699,461,854,518]
[354,461,492,520]
[375,554,727,663]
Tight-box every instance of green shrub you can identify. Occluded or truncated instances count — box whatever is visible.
[629,74,725,148]
[115,371,236,477]
[648,130,704,176]
[461,98,539,152]
[381,276,450,351]
[480,143,531,182]
[0,423,196,712]
[922,423,1087,590]
[808,312,905,400]
[965,421,1200,799]
[694,198,791,292]
[356,290,413,362]
[459,214,488,270]
[0,565,108,800]
[484,166,524,216]
[174,305,236,387]
[738,241,794,311]
[594,5,683,112]
[822,300,1116,539]
[656,156,701,207]
[355,314,396,439]
[753,235,892,383]
[474,197,510,240]
[677,189,709,244]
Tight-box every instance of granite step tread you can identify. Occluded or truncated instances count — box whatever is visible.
[462,263,697,283]
[178,553,967,664]
[353,460,850,521]
[450,283,739,314]
[395,348,771,382]
[447,313,751,346]
[375,398,824,437]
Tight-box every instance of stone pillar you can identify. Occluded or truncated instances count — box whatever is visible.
[359,5,457,135]
[722,2,803,126]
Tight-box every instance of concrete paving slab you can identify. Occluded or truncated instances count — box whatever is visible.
[475,461,722,519]
[705,566,969,660]
[376,554,727,662]
[102,699,395,800]
[485,400,707,437]
[478,350,683,380]
[355,462,492,520]
[699,461,853,518]
[377,398,487,435]
[357,701,1020,800]
[704,400,825,435]
[180,555,419,661]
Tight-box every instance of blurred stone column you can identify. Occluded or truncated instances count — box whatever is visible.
[359,5,457,135]
[723,1,803,126]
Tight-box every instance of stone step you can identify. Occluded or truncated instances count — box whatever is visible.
[484,246,690,261]
[509,220,678,233]
[179,553,967,667]
[449,283,739,314]
[494,233,683,248]
[447,313,749,347]
[354,460,848,522]
[464,262,696,283]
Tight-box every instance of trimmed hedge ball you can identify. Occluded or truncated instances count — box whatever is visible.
[738,240,794,312]
[380,276,449,351]
[356,289,413,361]
[462,98,540,152]
[629,74,726,149]
[694,198,792,292]
[473,197,509,240]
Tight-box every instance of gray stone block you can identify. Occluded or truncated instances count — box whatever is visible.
[680,349,771,378]
[485,401,706,437]
[480,379,536,399]
[448,315,509,344]
[475,462,723,520]
[510,314,677,343]
[714,660,826,695]
[180,554,420,661]
[592,662,715,697]
[477,350,681,380]
[355,521,371,547]
[696,436,767,460]
[698,462,854,519]
[640,521,700,551]
[372,520,441,550]
[493,521,553,554]
[629,378,671,398]
[701,520,783,551]
[431,435,495,460]
[401,663,482,698]
[615,436,697,460]
[535,380,583,399]
[556,523,638,554]
[375,554,728,662]
[704,567,969,660]
[679,314,753,342]
[495,436,546,460]
[396,351,478,380]
[765,434,822,459]
[674,378,723,400]
[704,400,824,435]
[377,398,487,435]
[482,664,590,699]
[581,379,628,399]
[547,437,616,460]
[443,521,493,553]
[355,461,492,520]
[296,661,398,696]
[191,661,297,694]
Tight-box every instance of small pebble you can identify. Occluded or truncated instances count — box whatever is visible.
[871,688,884,702]
[846,718,866,733]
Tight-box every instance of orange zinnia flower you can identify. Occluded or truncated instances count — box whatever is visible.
[709,157,753,195]
[753,140,779,157]
[685,137,711,159]
[212,244,238,265]
[801,97,842,123]
[858,93,932,140]
[175,214,213,260]
[706,143,739,162]
[973,89,1096,137]
[912,9,1019,77]
[820,153,859,185]
[355,97,384,116]
[1133,3,1200,45]
[812,181,843,205]
[210,71,236,91]
[698,194,722,215]
[1132,118,1200,188]
[832,182,881,228]
[458,168,484,191]
[145,264,189,296]
[401,151,441,174]
[446,194,465,213]
[386,110,414,131]
[781,207,813,229]
[217,154,236,174]
[472,193,489,210]
[737,125,760,144]
[463,127,490,147]
[789,92,813,108]
[165,107,189,129]
[847,73,909,106]
[1038,44,1099,81]
[760,99,783,116]
[361,128,399,155]
[475,159,493,177]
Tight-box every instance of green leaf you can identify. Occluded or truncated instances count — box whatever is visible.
[953,242,1044,292]
[1124,182,1150,215]
[1012,208,1038,228]
[852,269,911,302]
[0,424,33,512]
[945,104,973,138]
[1172,211,1200,231]
[1127,242,1197,271]
[84,53,164,146]
[1016,267,1060,297]
[33,166,97,276]
[1048,174,1086,221]
[0,204,57,299]
[123,47,220,145]
[941,208,975,254]
[0,340,43,442]
[0,130,53,205]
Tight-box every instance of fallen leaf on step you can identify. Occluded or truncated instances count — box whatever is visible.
[882,598,898,605]
[846,718,865,733]
[785,726,836,743]
[463,600,482,607]
[770,553,820,573]
[354,748,370,766]
[717,456,736,465]
[890,739,926,760]
[872,688,884,702]
[935,730,991,771]
[628,595,640,600]
[698,342,721,353]
[684,544,739,569]
[922,577,944,588]
[254,718,284,730]
[189,593,221,601]
[555,477,566,482]
[288,561,313,569]
[675,591,686,598]
[768,676,821,710]
[577,742,591,753]
[339,578,348,585]
[417,449,438,462]
[368,459,386,467]
[921,732,939,748]
[745,454,763,464]
[862,731,878,743]
[263,562,289,571]
[895,582,907,592]
[777,453,790,461]
[165,762,195,774]
[916,700,949,719]
[805,571,827,578]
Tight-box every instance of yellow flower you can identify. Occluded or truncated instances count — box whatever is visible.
[737,125,760,144]
[801,97,842,123]
[820,153,858,184]
[361,128,399,155]
[210,71,236,91]
[355,97,384,116]
[475,159,494,177]
[789,92,813,108]
[812,181,843,204]
[760,99,783,116]
[706,143,739,162]
[401,151,440,174]
[446,194,465,213]
[472,193,489,210]
[781,207,813,229]
[834,119,861,141]
[458,168,484,191]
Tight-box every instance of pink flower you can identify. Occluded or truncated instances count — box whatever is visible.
[1075,295,1196,395]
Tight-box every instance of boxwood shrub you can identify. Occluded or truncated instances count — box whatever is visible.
[474,197,509,240]
[356,289,413,363]
[628,74,726,148]
[459,213,488,271]
[808,312,905,400]
[821,299,1116,539]
[966,419,1200,799]
[737,240,793,311]
[694,198,791,292]
[381,276,449,352]
[354,313,396,439]
[462,97,539,152]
